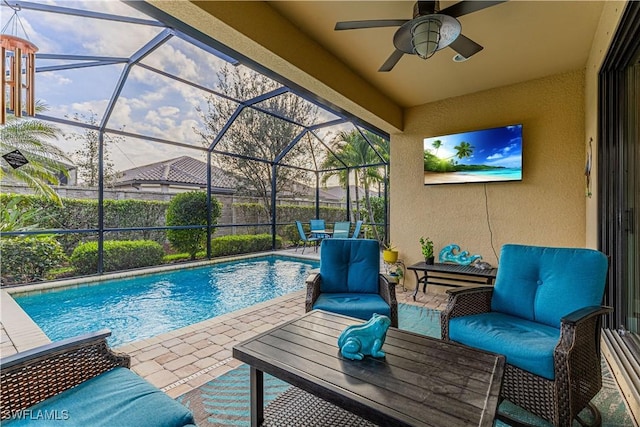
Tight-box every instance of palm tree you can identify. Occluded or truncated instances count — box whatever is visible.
[453,141,474,160]
[321,130,389,241]
[321,131,360,217]
[0,102,71,205]
[432,139,442,157]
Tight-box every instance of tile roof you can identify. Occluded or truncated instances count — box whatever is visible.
[115,156,237,191]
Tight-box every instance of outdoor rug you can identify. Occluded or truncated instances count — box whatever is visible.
[177,304,634,426]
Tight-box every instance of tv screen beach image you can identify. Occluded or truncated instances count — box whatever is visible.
[423,124,523,185]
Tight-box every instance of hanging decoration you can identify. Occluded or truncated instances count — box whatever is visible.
[585,137,593,198]
[1,1,38,125]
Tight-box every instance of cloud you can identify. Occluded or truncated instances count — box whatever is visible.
[487,143,520,161]
[16,0,349,173]
[158,106,180,117]
[486,154,521,168]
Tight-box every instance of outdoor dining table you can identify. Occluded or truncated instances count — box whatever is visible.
[311,229,333,238]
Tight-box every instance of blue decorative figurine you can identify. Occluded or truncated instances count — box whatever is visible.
[337,313,391,360]
[439,244,482,266]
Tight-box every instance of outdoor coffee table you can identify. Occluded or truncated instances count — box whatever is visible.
[233,310,505,427]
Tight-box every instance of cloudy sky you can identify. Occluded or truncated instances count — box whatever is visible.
[2,0,351,176]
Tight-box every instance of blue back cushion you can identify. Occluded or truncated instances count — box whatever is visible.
[320,239,379,293]
[491,244,608,327]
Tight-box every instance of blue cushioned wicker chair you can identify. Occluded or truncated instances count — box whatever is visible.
[0,330,195,426]
[441,244,611,427]
[305,238,398,327]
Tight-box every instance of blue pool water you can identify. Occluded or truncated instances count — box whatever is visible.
[14,256,319,347]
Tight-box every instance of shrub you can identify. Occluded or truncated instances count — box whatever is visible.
[0,237,67,283]
[166,191,221,260]
[281,224,300,246]
[70,240,164,275]
[211,234,282,257]
[0,194,168,254]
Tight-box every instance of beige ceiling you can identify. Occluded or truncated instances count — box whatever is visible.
[267,1,605,108]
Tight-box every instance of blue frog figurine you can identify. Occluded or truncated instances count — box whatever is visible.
[337,313,392,360]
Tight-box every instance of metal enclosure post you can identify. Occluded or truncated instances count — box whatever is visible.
[97,132,105,274]
[315,171,320,219]
[271,163,277,250]
[346,167,351,221]
[206,151,212,259]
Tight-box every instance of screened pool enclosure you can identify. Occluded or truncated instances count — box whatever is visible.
[0,1,389,283]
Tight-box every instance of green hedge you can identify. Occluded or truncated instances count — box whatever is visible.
[211,234,282,257]
[0,194,168,254]
[0,237,67,283]
[70,240,165,275]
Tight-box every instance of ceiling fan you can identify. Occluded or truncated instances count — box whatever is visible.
[334,1,506,72]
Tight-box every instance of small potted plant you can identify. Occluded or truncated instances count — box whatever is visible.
[382,242,399,263]
[419,236,434,265]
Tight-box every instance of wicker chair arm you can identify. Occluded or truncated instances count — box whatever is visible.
[555,305,613,356]
[551,304,612,419]
[378,274,399,328]
[561,305,613,326]
[440,285,494,340]
[305,273,321,312]
[1,330,130,419]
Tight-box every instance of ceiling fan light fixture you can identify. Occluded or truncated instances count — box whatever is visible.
[400,13,461,60]
[410,18,441,59]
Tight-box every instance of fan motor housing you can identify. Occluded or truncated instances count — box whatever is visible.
[414,1,439,18]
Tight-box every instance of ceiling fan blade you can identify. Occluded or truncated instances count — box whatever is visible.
[440,1,506,18]
[335,20,409,31]
[379,49,405,72]
[448,34,483,59]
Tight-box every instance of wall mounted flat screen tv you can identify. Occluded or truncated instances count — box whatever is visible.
[423,124,523,185]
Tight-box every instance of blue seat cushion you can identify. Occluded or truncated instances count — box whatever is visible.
[449,312,560,380]
[4,367,196,427]
[313,293,391,322]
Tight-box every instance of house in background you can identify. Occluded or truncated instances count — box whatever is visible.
[114,156,343,204]
[113,156,236,195]
[324,185,382,202]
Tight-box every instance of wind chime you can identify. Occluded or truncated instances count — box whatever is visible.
[1,1,38,125]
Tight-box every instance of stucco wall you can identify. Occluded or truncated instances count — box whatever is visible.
[390,70,586,285]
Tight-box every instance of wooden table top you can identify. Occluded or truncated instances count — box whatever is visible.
[233,310,505,427]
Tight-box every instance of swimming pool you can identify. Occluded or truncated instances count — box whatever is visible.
[14,255,319,347]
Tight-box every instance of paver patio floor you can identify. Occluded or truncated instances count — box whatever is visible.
[120,286,448,398]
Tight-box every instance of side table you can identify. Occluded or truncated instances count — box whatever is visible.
[407,262,497,300]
